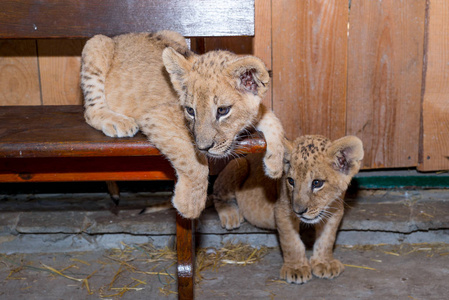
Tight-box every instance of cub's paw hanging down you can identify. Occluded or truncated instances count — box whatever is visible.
[213,135,364,283]
[81,31,284,218]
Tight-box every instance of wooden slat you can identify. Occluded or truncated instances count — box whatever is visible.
[0,106,162,158]
[0,106,266,158]
[419,0,449,171]
[0,156,176,182]
[346,0,426,169]
[272,0,348,141]
[253,0,273,110]
[38,40,85,105]
[0,40,41,105]
[0,0,255,38]
[204,37,253,55]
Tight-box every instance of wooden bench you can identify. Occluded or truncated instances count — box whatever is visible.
[0,1,264,299]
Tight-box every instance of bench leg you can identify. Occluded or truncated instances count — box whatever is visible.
[176,213,195,300]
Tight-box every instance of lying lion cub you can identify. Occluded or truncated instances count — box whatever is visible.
[212,135,363,284]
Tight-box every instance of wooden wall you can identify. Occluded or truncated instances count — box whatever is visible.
[0,0,448,171]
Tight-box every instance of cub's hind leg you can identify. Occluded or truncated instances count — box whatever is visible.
[81,35,139,138]
[212,157,248,230]
[138,104,209,219]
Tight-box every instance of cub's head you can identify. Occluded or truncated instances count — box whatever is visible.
[284,135,364,224]
[162,47,269,157]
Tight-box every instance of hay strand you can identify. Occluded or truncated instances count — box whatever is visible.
[343,264,377,271]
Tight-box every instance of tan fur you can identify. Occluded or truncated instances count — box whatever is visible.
[213,135,364,284]
[80,31,284,219]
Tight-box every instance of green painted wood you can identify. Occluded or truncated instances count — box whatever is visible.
[353,174,449,189]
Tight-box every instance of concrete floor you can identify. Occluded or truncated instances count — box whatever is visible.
[1,187,449,299]
[1,243,448,299]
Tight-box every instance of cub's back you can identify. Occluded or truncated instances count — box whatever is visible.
[104,32,190,118]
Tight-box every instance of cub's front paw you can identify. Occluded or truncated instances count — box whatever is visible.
[101,114,139,138]
[311,258,344,279]
[280,262,312,284]
[263,154,283,179]
[214,201,243,230]
[172,176,208,219]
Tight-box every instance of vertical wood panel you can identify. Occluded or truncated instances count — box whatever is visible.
[0,40,41,105]
[253,0,272,109]
[346,0,426,168]
[204,0,272,109]
[38,39,85,105]
[419,0,449,171]
[272,0,348,141]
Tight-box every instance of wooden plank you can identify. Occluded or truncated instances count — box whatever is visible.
[204,37,253,55]
[0,106,162,158]
[346,0,426,169]
[0,0,254,38]
[253,0,273,110]
[272,0,348,141]
[0,40,41,105]
[419,0,449,171]
[38,39,85,105]
[0,157,176,182]
[0,106,266,158]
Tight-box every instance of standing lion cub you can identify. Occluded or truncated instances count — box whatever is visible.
[213,135,364,283]
[80,31,284,218]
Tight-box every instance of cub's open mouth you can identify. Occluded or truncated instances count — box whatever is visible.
[299,211,323,224]
[205,144,233,158]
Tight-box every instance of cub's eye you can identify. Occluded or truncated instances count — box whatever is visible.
[311,179,324,190]
[185,107,195,117]
[217,106,231,118]
[287,177,295,187]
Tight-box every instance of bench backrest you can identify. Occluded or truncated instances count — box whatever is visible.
[0,0,255,38]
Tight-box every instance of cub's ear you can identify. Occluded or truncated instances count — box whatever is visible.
[327,136,364,176]
[226,56,270,99]
[162,47,192,98]
[283,138,293,174]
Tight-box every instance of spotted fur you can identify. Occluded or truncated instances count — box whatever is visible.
[80,31,284,219]
[213,135,364,283]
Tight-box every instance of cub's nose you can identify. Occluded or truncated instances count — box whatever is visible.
[197,142,214,152]
[293,206,308,216]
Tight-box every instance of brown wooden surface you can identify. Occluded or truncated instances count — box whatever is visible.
[419,0,449,171]
[0,106,161,158]
[0,0,255,38]
[1,2,447,171]
[346,0,426,169]
[0,106,266,158]
[0,40,41,105]
[253,0,273,109]
[0,156,176,182]
[272,0,348,141]
[176,213,195,300]
[38,40,85,105]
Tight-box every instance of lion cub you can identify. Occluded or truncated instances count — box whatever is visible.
[80,31,284,219]
[213,135,364,284]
